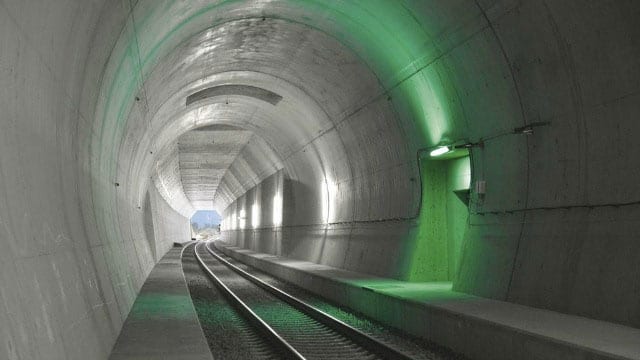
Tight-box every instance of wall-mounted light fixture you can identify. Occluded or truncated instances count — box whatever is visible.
[425,121,550,159]
[425,141,480,159]
[430,146,452,157]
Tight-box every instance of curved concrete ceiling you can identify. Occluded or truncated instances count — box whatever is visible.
[2,1,640,359]
[177,126,253,210]
[99,15,406,221]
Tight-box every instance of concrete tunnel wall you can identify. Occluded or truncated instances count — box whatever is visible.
[1,1,640,359]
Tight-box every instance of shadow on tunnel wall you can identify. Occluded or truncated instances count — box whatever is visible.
[142,191,156,262]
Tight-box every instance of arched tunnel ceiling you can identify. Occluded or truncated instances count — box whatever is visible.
[3,1,640,358]
[177,126,252,210]
[88,0,574,275]
[117,14,398,216]
[91,1,504,226]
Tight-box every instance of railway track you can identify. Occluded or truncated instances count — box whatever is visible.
[182,244,281,359]
[193,242,415,360]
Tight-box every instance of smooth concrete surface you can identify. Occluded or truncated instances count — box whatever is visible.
[0,1,181,359]
[148,184,192,262]
[177,127,253,211]
[1,1,640,359]
[109,245,213,360]
[218,244,640,360]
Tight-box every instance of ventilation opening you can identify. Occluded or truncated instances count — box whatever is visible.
[186,85,283,106]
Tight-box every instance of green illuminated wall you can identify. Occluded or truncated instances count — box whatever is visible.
[403,155,470,282]
[446,157,471,279]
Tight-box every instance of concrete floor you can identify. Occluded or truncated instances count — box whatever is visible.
[109,245,212,360]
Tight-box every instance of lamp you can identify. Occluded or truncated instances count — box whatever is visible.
[429,146,452,157]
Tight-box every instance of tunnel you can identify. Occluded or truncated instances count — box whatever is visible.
[1,1,639,359]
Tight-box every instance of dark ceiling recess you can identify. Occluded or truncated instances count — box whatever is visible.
[186,85,283,106]
[194,124,243,131]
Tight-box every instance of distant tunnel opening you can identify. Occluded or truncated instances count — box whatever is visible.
[190,210,222,240]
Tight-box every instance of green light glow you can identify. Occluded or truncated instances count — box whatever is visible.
[339,278,474,320]
[129,292,195,320]
[403,157,449,282]
[352,280,466,301]
[401,155,470,282]
[192,298,246,330]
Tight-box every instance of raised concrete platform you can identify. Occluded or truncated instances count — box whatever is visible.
[109,244,213,360]
[216,242,640,360]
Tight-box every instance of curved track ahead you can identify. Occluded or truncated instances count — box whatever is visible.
[193,242,416,360]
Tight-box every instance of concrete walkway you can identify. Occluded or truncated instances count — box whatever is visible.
[217,243,640,360]
[109,244,213,360]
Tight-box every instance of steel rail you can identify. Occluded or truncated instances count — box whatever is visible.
[206,241,415,360]
[193,242,306,360]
